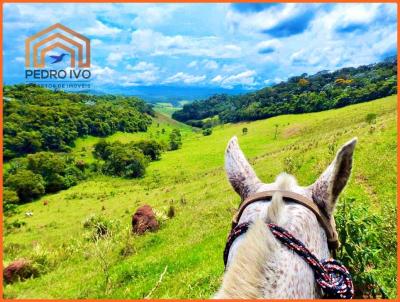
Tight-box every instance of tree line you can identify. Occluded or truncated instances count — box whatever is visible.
[3,84,154,160]
[172,56,397,126]
[4,131,183,214]
[3,84,184,214]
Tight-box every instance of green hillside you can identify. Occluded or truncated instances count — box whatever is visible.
[152,102,182,117]
[173,57,397,126]
[3,95,397,298]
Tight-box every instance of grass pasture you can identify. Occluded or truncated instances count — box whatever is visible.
[152,102,182,117]
[2,95,397,298]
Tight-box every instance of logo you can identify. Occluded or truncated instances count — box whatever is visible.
[25,23,91,89]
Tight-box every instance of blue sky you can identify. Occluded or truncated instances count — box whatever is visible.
[3,3,397,90]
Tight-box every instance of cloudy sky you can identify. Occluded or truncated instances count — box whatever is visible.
[3,3,397,90]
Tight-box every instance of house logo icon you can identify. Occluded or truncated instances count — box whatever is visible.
[25,23,90,68]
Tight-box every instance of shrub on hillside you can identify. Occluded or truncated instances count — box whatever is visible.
[3,188,19,205]
[26,152,85,192]
[202,128,212,136]
[4,152,86,203]
[93,139,166,178]
[365,113,377,124]
[5,170,45,202]
[186,119,203,128]
[169,129,182,150]
[93,139,111,160]
[83,214,117,240]
[102,145,148,178]
[336,196,395,298]
[6,157,29,175]
[3,188,20,215]
[63,166,85,188]
[131,140,164,161]
[94,139,165,161]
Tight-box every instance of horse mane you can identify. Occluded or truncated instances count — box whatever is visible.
[214,174,292,299]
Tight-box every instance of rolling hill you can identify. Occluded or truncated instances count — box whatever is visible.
[172,57,397,127]
[3,95,397,298]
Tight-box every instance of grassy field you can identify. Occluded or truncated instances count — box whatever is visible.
[3,95,397,298]
[152,102,182,117]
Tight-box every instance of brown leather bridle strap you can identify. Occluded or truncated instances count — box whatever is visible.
[232,190,339,250]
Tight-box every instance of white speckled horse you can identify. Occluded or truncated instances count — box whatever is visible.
[215,136,357,299]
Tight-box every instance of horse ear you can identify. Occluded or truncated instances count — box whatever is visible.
[225,136,262,200]
[310,138,357,216]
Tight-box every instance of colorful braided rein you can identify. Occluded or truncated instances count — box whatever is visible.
[223,222,354,299]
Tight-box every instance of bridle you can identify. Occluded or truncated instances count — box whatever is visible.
[231,190,339,251]
[223,190,354,299]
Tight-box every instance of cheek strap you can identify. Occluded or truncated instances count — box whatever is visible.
[231,190,339,251]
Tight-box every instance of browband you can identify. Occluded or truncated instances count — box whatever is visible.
[232,190,339,250]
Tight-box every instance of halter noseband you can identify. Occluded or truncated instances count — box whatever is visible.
[224,190,354,299]
[232,190,339,250]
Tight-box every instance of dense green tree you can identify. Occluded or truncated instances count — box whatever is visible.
[5,170,45,202]
[3,188,20,215]
[92,139,165,178]
[5,152,85,198]
[202,128,212,136]
[169,129,182,150]
[27,152,67,192]
[93,139,111,160]
[3,85,154,160]
[131,140,164,161]
[366,113,377,124]
[173,57,397,124]
[3,188,19,205]
[102,145,148,178]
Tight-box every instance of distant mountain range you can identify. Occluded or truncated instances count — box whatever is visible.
[85,85,252,106]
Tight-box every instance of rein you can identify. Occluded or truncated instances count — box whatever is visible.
[224,190,354,299]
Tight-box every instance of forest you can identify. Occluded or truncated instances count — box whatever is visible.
[172,56,397,126]
[3,84,154,160]
[3,85,184,212]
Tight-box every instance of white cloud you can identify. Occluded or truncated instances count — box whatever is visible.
[187,60,198,68]
[132,5,178,27]
[3,3,397,89]
[203,59,219,70]
[226,4,315,35]
[256,39,281,53]
[121,71,159,86]
[83,20,122,37]
[130,29,242,58]
[284,3,398,71]
[106,52,123,66]
[91,65,117,84]
[91,62,160,86]
[163,72,206,84]
[212,70,257,88]
[126,61,158,72]
[187,59,218,70]
[318,4,383,33]
[264,77,285,85]
[123,61,160,85]
[222,70,256,87]
[220,63,248,74]
[211,75,223,83]
[91,39,103,46]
